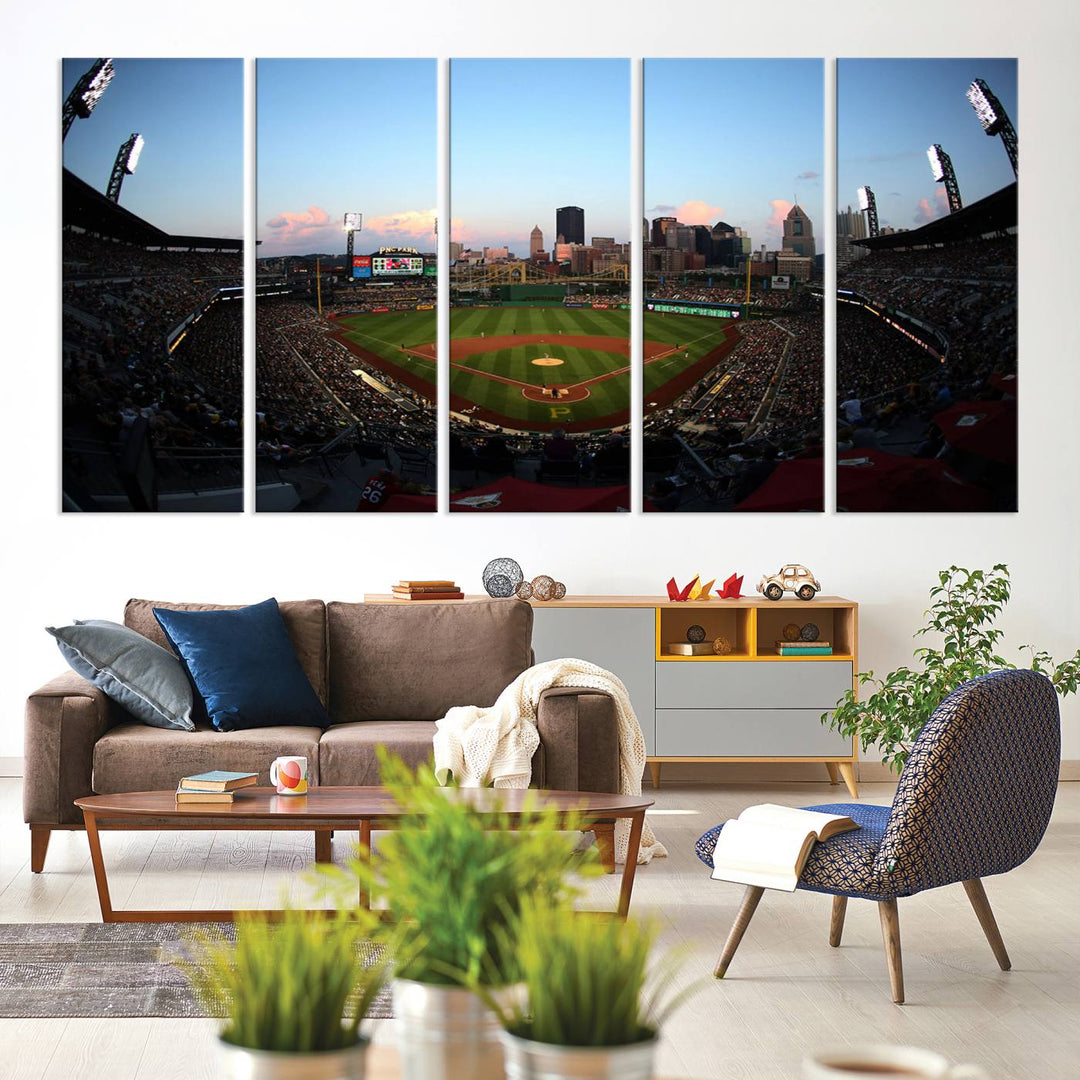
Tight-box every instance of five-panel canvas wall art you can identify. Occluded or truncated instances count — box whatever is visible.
[61,57,1017,514]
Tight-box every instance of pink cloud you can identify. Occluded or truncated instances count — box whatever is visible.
[673,200,724,226]
[769,198,794,232]
[914,186,950,225]
[363,208,436,242]
[265,205,334,239]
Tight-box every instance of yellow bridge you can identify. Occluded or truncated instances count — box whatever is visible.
[450,261,629,287]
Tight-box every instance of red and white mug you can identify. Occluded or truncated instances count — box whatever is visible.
[270,755,308,796]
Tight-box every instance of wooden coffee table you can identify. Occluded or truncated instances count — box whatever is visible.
[74,787,653,923]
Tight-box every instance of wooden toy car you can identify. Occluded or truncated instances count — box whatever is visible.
[757,564,820,601]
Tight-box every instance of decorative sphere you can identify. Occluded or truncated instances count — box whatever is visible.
[553,581,566,600]
[782,622,801,641]
[686,624,706,644]
[531,575,556,602]
[482,558,524,598]
[800,622,821,642]
[713,636,733,655]
[515,580,533,600]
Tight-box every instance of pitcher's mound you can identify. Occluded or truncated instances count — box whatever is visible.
[531,357,564,367]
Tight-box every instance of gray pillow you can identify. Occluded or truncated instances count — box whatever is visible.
[46,620,195,732]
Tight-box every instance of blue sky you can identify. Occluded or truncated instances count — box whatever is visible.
[451,59,630,253]
[645,59,823,252]
[62,59,242,239]
[838,58,1017,231]
[257,59,436,257]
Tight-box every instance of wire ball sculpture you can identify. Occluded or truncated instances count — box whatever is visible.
[713,636,733,655]
[515,580,533,600]
[800,622,821,642]
[482,558,524,598]
[686,624,706,644]
[530,575,556,602]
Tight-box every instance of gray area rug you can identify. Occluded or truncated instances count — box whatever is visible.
[0,923,393,1019]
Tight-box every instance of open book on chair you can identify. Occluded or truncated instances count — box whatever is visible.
[710,804,859,892]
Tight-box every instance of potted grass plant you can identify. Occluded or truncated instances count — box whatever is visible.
[482,898,698,1080]
[318,749,597,1080]
[184,906,389,1080]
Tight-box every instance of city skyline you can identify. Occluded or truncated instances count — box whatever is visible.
[257,59,437,257]
[645,59,824,252]
[451,59,631,253]
[838,58,1017,233]
[62,58,242,239]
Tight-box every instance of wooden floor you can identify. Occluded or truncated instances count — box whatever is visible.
[1,777,1077,1080]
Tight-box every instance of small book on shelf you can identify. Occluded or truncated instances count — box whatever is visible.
[778,645,832,656]
[178,770,258,793]
[774,640,831,649]
[666,643,714,656]
[710,804,859,892]
[175,787,235,804]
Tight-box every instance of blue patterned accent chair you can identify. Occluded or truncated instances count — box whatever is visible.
[696,670,1061,1003]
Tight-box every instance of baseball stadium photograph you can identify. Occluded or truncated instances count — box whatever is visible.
[254,58,437,512]
[836,59,1017,512]
[61,58,244,511]
[642,59,825,512]
[447,58,632,513]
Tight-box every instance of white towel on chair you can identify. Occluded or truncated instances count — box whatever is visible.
[433,658,666,865]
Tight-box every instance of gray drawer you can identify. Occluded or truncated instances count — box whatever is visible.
[655,709,852,757]
[531,607,656,754]
[655,660,851,710]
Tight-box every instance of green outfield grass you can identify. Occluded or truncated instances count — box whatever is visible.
[332,305,736,430]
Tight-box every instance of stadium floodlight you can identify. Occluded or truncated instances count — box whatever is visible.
[62,57,115,140]
[966,77,1018,177]
[344,211,362,266]
[926,144,963,214]
[856,185,879,237]
[343,212,363,232]
[105,133,144,203]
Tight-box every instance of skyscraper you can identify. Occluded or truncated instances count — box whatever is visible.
[782,204,816,258]
[530,225,543,258]
[556,206,584,246]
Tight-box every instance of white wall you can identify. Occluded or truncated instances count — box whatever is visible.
[3,0,1078,764]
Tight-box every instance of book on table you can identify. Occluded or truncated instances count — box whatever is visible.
[178,770,258,792]
[710,804,859,892]
[175,787,235,804]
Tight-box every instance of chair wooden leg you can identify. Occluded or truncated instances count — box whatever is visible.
[30,826,51,874]
[878,898,905,1004]
[829,895,847,947]
[962,878,1011,971]
[714,886,765,978]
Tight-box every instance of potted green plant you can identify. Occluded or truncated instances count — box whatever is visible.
[319,750,596,1080]
[184,907,388,1080]
[483,898,698,1080]
[824,565,1080,773]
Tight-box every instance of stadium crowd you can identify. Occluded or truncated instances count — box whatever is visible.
[648,284,795,310]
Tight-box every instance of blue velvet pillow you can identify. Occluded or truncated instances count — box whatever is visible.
[152,598,330,732]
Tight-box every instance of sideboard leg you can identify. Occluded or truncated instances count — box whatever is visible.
[825,762,841,785]
[648,761,662,789]
[838,762,859,799]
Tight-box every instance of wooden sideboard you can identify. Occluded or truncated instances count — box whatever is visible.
[365,593,860,797]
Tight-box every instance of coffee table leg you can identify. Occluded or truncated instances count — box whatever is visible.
[358,819,372,910]
[83,812,115,922]
[617,811,645,919]
[315,829,332,864]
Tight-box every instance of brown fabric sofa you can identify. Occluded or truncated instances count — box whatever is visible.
[24,597,620,871]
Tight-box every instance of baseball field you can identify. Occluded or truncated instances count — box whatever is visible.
[329,306,740,432]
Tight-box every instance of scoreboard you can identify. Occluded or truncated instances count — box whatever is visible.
[373,256,424,276]
[647,301,741,319]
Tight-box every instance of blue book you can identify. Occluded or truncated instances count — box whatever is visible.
[179,770,258,792]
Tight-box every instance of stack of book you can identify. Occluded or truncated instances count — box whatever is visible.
[775,640,833,656]
[175,770,258,804]
[666,642,714,656]
[392,580,465,600]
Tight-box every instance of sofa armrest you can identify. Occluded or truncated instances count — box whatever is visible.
[535,686,620,793]
[24,671,118,826]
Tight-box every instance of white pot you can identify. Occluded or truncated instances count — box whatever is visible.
[500,1029,657,1080]
[392,978,504,1080]
[216,1038,367,1080]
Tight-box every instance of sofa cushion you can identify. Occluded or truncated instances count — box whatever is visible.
[326,599,532,722]
[93,722,323,794]
[152,599,330,732]
[46,619,195,732]
[319,721,438,786]
[124,598,328,705]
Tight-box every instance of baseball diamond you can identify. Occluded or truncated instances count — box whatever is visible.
[327,306,741,433]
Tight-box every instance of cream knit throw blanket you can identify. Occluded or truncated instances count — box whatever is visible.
[433,658,666,865]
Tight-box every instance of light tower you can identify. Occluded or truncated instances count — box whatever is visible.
[966,78,1018,178]
[344,212,363,272]
[927,144,963,214]
[105,133,144,204]
[62,58,115,141]
[857,186,879,238]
